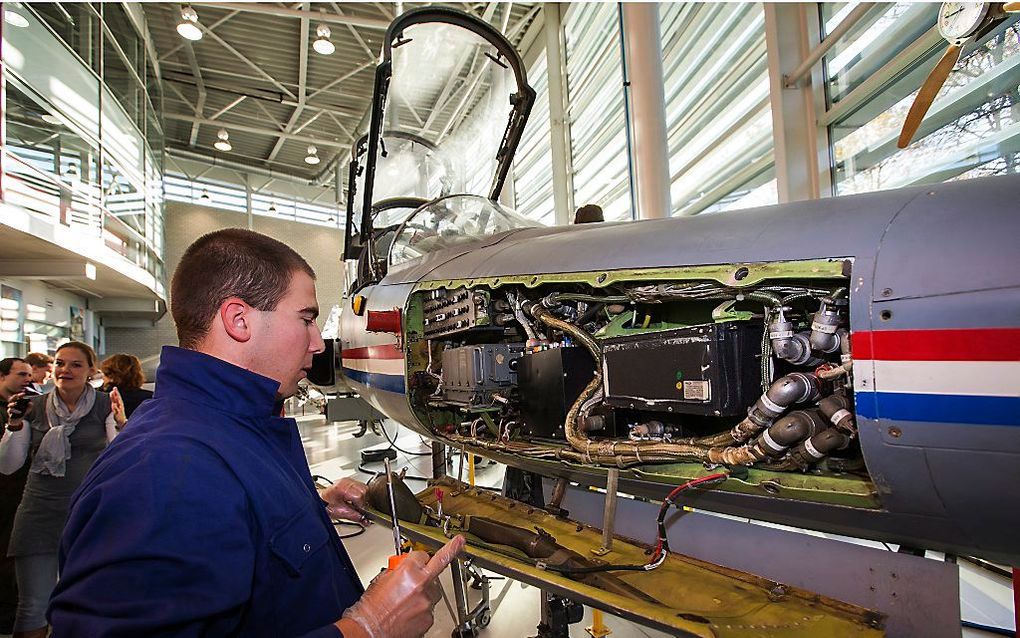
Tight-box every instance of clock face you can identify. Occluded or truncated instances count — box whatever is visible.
[938,2,990,41]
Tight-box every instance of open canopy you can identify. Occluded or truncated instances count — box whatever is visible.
[348,6,535,282]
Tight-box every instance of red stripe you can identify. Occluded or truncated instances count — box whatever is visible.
[852,328,1020,361]
[341,344,403,360]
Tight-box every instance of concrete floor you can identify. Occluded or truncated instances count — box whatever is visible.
[299,414,1015,638]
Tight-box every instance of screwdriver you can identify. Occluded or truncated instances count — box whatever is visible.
[384,457,407,570]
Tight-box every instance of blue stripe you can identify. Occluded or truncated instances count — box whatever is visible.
[855,392,1020,426]
[341,367,406,394]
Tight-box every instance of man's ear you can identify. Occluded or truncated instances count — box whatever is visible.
[219,297,254,343]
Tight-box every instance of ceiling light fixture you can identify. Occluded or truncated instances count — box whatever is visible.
[313,24,335,55]
[200,189,211,201]
[268,201,277,214]
[304,145,320,165]
[41,114,62,125]
[176,5,203,41]
[4,10,29,28]
[214,128,232,152]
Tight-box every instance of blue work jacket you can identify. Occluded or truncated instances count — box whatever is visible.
[49,346,364,637]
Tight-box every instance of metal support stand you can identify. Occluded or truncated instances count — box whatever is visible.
[534,592,583,638]
[544,477,570,517]
[450,559,492,638]
[432,441,447,480]
[592,469,619,556]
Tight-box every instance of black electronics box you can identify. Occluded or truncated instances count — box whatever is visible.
[361,448,397,463]
[601,322,763,417]
[519,347,596,440]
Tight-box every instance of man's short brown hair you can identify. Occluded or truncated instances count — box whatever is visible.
[24,352,53,368]
[171,228,315,349]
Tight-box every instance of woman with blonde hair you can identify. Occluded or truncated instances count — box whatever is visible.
[0,341,125,638]
[100,353,152,418]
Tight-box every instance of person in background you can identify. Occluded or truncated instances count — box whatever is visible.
[573,203,604,224]
[50,229,462,638]
[0,358,33,635]
[21,354,52,395]
[0,343,126,638]
[99,354,153,419]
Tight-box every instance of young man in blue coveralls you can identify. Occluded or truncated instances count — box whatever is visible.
[49,228,464,638]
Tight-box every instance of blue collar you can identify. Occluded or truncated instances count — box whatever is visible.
[153,346,282,418]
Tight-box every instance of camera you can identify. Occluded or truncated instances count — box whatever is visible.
[10,387,40,419]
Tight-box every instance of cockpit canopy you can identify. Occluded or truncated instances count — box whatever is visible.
[389,194,540,268]
[344,7,535,290]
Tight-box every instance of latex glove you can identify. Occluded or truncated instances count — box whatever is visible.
[341,535,466,638]
[322,477,369,523]
[5,392,32,431]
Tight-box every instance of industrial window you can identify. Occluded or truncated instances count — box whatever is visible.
[822,3,1020,195]
[564,3,632,222]
[164,174,341,228]
[512,52,555,226]
[660,2,778,216]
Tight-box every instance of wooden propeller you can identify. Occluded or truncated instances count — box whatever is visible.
[897,43,963,148]
[898,2,1020,149]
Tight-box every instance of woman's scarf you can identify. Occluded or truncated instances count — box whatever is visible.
[30,385,96,477]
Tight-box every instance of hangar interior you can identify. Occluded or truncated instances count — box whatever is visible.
[0,2,1018,637]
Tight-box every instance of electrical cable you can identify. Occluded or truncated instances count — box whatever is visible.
[378,419,432,456]
[653,473,729,562]
[544,473,728,576]
[334,520,367,540]
[356,462,431,482]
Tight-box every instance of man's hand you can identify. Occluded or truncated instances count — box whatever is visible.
[322,477,369,523]
[338,535,466,638]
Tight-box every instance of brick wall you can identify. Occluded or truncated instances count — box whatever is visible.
[105,202,344,379]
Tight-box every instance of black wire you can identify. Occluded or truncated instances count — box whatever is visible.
[333,520,367,539]
[961,620,1016,637]
[378,419,432,456]
[356,462,431,482]
[541,562,649,575]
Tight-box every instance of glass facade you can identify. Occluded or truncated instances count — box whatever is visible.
[2,1,165,287]
[823,3,1020,195]
[511,52,554,226]
[660,2,777,216]
[164,173,342,229]
[564,3,632,222]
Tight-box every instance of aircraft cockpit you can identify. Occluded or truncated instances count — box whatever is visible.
[388,194,540,269]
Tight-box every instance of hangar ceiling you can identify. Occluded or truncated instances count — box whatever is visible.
[143,2,542,182]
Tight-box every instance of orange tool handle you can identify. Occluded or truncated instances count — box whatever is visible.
[388,553,407,570]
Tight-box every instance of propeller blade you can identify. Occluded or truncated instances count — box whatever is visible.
[1003,2,1020,12]
[898,44,963,149]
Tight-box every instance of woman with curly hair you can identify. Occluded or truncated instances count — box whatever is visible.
[100,354,153,419]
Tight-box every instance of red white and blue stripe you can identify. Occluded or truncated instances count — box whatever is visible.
[853,328,1020,426]
[341,344,406,394]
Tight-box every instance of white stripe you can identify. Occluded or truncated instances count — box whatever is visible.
[761,429,785,453]
[341,358,405,376]
[759,395,784,414]
[804,437,824,459]
[868,360,1020,397]
[853,359,875,393]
